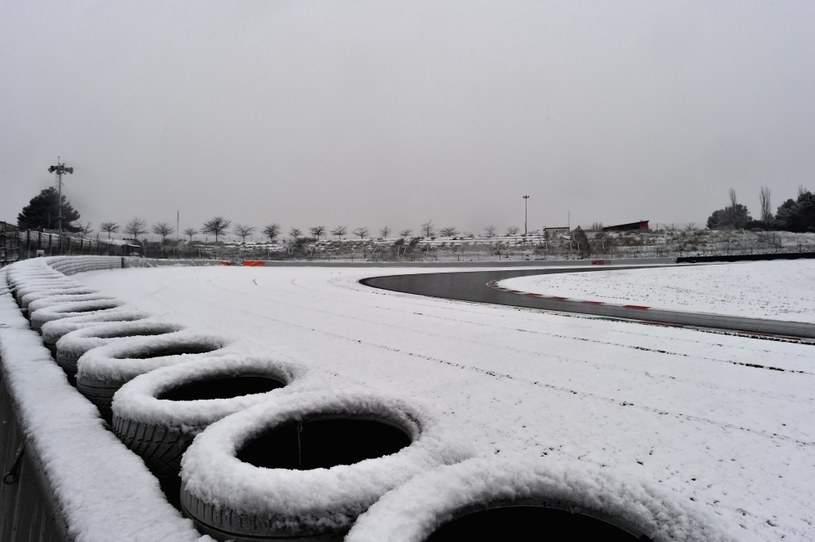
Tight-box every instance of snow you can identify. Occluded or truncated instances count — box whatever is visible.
[29,298,124,330]
[20,286,99,309]
[76,331,229,386]
[56,320,185,375]
[180,389,472,535]
[3,258,814,540]
[112,354,318,428]
[27,292,118,313]
[0,273,208,542]
[76,264,815,540]
[41,309,152,347]
[345,456,739,542]
[498,260,815,323]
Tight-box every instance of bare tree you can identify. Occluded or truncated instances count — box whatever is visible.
[379,226,391,239]
[759,186,772,222]
[100,222,119,240]
[506,226,520,236]
[440,226,458,237]
[289,227,302,239]
[331,226,347,240]
[399,229,413,238]
[183,227,198,241]
[353,226,369,239]
[233,224,255,243]
[420,221,435,237]
[310,226,326,240]
[263,223,281,242]
[201,217,232,243]
[152,222,175,242]
[484,225,496,238]
[728,188,739,228]
[78,222,94,237]
[125,217,147,240]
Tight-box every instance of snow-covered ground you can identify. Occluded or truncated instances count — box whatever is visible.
[68,264,815,541]
[499,260,815,323]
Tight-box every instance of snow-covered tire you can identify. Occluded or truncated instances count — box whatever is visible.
[12,279,85,304]
[345,456,739,542]
[27,293,117,314]
[41,309,151,354]
[20,286,99,310]
[111,355,313,476]
[55,320,184,378]
[76,332,229,415]
[29,298,124,331]
[179,390,473,541]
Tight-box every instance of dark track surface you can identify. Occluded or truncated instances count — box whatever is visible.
[361,267,815,342]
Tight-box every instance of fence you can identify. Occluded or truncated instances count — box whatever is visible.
[0,222,140,268]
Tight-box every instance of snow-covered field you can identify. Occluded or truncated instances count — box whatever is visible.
[67,264,815,541]
[500,260,815,323]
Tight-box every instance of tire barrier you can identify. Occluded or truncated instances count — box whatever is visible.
[0,264,204,542]
[19,286,99,311]
[45,255,124,276]
[76,332,229,416]
[112,355,312,477]
[55,320,185,379]
[30,298,124,331]
[41,309,151,355]
[345,457,739,542]
[27,293,119,314]
[180,390,473,541]
[11,278,86,304]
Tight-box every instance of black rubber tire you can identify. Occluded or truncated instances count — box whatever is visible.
[179,391,472,542]
[111,417,190,477]
[111,355,307,477]
[30,299,124,330]
[344,457,739,542]
[40,309,150,352]
[55,321,183,378]
[76,332,227,414]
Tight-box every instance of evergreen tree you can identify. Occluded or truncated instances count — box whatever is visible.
[17,187,81,232]
[706,204,752,229]
[775,190,815,232]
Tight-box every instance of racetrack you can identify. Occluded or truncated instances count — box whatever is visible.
[362,266,815,341]
[75,264,815,541]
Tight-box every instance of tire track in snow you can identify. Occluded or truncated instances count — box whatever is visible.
[335,273,815,363]
[330,275,815,370]
[161,278,815,448]
[209,272,815,411]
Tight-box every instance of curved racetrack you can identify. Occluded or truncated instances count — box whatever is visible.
[75,265,815,540]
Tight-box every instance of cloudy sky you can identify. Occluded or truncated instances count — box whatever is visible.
[2,0,813,239]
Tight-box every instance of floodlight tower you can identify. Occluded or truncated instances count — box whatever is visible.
[48,157,74,234]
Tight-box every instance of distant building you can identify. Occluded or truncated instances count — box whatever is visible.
[543,226,570,236]
[602,220,650,232]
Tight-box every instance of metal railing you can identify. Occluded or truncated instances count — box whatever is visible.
[0,222,140,268]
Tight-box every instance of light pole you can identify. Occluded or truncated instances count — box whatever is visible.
[522,195,530,238]
[48,157,74,235]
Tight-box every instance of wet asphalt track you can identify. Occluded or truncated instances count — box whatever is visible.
[361,267,815,342]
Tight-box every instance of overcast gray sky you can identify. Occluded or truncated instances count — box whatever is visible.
[2,0,814,239]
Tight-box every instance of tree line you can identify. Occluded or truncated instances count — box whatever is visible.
[707,186,814,232]
[15,192,530,244]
